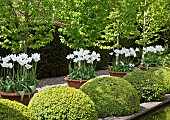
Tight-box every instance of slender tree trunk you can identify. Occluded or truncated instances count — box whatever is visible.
[116,35,119,63]
[23,2,29,53]
[142,0,147,62]
[143,0,147,47]
[23,31,28,53]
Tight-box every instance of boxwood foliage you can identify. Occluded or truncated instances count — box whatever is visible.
[123,70,166,102]
[149,67,170,93]
[80,76,140,118]
[0,99,37,120]
[28,86,98,120]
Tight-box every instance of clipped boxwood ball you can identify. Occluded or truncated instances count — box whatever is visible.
[80,76,140,118]
[0,99,37,120]
[149,67,170,93]
[28,86,98,120]
[123,70,166,102]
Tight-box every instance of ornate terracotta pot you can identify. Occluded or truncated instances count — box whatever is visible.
[139,66,149,71]
[108,71,128,78]
[0,91,37,106]
[64,77,88,89]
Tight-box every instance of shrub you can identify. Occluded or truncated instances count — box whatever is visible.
[80,76,140,118]
[0,99,37,120]
[149,67,170,93]
[123,70,166,102]
[159,53,170,67]
[28,86,98,120]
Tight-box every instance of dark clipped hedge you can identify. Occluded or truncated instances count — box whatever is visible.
[28,28,72,79]
[80,76,140,118]
[28,86,98,120]
[0,99,37,120]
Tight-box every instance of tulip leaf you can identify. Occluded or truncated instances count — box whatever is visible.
[28,85,36,93]
[18,91,25,101]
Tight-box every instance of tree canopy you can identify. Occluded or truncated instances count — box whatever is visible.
[0,0,56,53]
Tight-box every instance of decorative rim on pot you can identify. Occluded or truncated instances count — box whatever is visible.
[108,71,128,74]
[0,90,38,96]
[64,77,88,83]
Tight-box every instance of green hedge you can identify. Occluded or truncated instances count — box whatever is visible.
[124,70,166,102]
[149,67,170,93]
[80,76,140,118]
[28,86,98,120]
[0,99,37,120]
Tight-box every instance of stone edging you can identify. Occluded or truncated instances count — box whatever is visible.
[99,94,170,120]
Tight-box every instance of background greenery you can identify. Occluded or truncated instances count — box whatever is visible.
[0,0,170,79]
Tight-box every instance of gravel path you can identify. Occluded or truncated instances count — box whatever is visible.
[37,70,109,91]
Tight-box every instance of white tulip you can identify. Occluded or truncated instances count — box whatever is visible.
[18,53,28,59]
[96,58,101,61]
[119,49,125,55]
[91,51,97,57]
[135,48,139,52]
[17,59,26,66]
[25,64,32,69]
[7,63,13,69]
[73,51,79,56]
[27,57,33,63]
[109,52,113,55]
[125,53,131,57]
[143,47,147,52]
[79,48,84,53]
[77,57,84,61]
[1,62,8,68]
[115,54,119,57]
[129,63,135,67]
[10,54,17,61]
[83,54,91,60]
[133,53,137,57]
[2,55,11,63]
[155,45,164,52]
[91,52,100,62]
[83,50,90,56]
[114,49,120,54]
[32,53,40,62]
[87,59,93,64]
[73,58,78,63]
[66,54,74,59]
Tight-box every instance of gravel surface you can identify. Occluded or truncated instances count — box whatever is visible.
[36,70,109,91]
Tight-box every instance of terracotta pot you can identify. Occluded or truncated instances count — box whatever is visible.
[64,77,88,89]
[0,90,37,106]
[108,71,128,78]
[139,66,149,71]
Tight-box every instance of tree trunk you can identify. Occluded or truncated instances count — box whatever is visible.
[116,35,119,63]
[142,0,147,62]
[23,31,28,53]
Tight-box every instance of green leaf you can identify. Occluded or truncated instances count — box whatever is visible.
[18,91,25,101]
[28,85,36,93]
